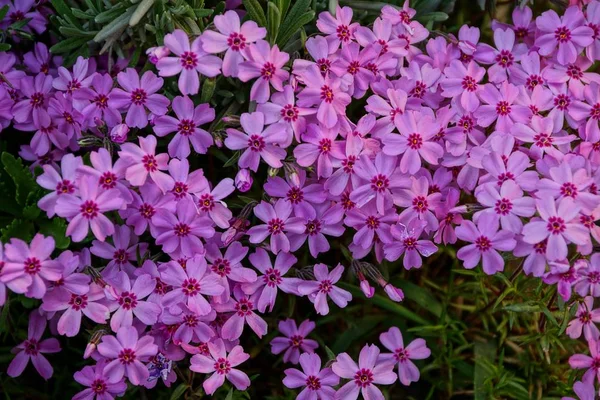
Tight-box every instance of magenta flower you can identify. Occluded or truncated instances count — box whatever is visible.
[569,82,600,143]
[153,96,215,158]
[535,7,593,65]
[298,263,352,315]
[544,260,579,302]
[512,115,576,159]
[56,175,125,242]
[247,199,301,254]
[214,287,268,340]
[7,312,61,380]
[522,197,588,261]
[1,234,62,299]
[474,81,531,133]
[379,327,430,386]
[52,56,93,95]
[394,176,442,232]
[384,220,437,270]
[73,360,127,400]
[194,177,235,229]
[42,283,108,337]
[238,40,290,103]
[286,203,345,257]
[108,68,169,128]
[294,124,345,178]
[156,29,222,95]
[481,150,538,192]
[48,93,83,139]
[271,319,319,364]
[569,339,600,384]
[12,73,53,128]
[241,248,302,312]
[90,225,147,277]
[190,339,251,394]
[344,202,396,251]
[350,153,403,214]
[160,255,223,315]
[205,241,256,302]
[575,254,600,297]
[456,213,516,275]
[122,183,175,236]
[161,307,215,345]
[75,73,122,128]
[224,112,288,172]
[474,180,536,234]
[201,10,267,77]
[97,326,158,386]
[119,135,175,193]
[283,353,339,399]
[36,153,83,217]
[264,168,328,219]
[440,60,485,112]
[482,28,527,83]
[365,88,408,135]
[332,344,396,400]
[257,85,314,141]
[297,65,351,128]
[106,271,162,332]
[316,6,358,49]
[77,147,133,203]
[566,297,600,341]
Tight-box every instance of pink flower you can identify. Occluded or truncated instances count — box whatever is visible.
[75,73,122,128]
[566,296,600,341]
[332,344,396,400]
[205,241,256,302]
[283,353,339,399]
[575,254,600,297]
[56,175,125,242]
[97,326,158,386]
[440,60,485,112]
[1,234,62,298]
[234,168,253,192]
[36,153,83,217]
[294,124,345,178]
[190,339,251,394]
[394,176,442,232]
[522,197,588,261]
[73,360,127,400]
[384,220,437,270]
[160,255,223,315]
[201,10,267,77]
[224,112,289,171]
[569,338,600,384]
[214,286,268,340]
[246,199,302,254]
[379,327,430,386]
[298,263,352,315]
[194,177,235,229]
[12,73,53,128]
[156,29,222,95]
[350,153,403,214]
[238,40,290,103]
[271,319,319,364]
[119,135,175,193]
[7,312,61,380]
[474,81,531,133]
[108,68,170,128]
[535,7,593,65]
[316,6,358,49]
[512,115,576,159]
[153,96,215,158]
[456,213,516,275]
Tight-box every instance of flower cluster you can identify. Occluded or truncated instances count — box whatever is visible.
[2,0,600,398]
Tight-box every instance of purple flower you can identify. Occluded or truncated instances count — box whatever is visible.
[190,339,251,394]
[456,213,516,275]
[160,255,223,315]
[161,308,215,345]
[73,360,127,400]
[224,112,289,172]
[119,135,175,193]
[106,271,162,332]
[109,68,169,128]
[234,169,253,192]
[379,327,430,386]
[440,60,485,112]
[122,183,175,236]
[7,312,61,380]
[194,177,235,229]
[154,96,215,158]
[475,81,531,133]
[271,319,319,364]
[296,65,351,128]
[287,203,345,257]
[543,260,579,302]
[283,353,339,399]
[294,124,345,178]
[214,287,268,340]
[110,124,129,144]
[384,220,437,270]
[365,88,408,135]
[257,85,314,141]
[566,297,600,341]
[332,344,396,400]
[56,175,125,242]
[569,339,600,384]
[238,40,290,103]
[97,326,158,386]
[36,153,83,217]
[481,28,527,83]
[522,197,588,261]
[247,199,301,254]
[264,168,328,219]
[344,202,396,251]
[152,197,215,257]
[575,254,600,297]
[316,6,358,49]
[350,153,404,214]
[1,234,62,299]
[75,73,122,128]
[91,225,147,277]
[205,241,256,302]
[53,56,94,95]
[156,29,222,95]
[298,263,352,315]
[77,148,133,203]
[241,248,302,312]
[12,73,53,128]
[535,7,593,65]
[201,10,267,77]
[394,176,441,232]
[512,115,576,159]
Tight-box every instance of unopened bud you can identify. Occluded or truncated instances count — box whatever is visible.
[84,329,106,359]
[360,279,375,298]
[221,115,240,126]
[384,284,404,302]
[284,163,301,187]
[213,131,224,148]
[146,46,170,64]
[110,124,129,144]
[235,169,253,192]
[78,135,103,147]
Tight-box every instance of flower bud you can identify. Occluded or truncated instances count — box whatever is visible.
[360,279,375,298]
[235,169,253,192]
[146,46,170,64]
[268,167,280,177]
[110,124,129,144]
[284,163,301,187]
[384,284,404,302]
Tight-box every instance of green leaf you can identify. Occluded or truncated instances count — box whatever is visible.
[0,43,11,52]
[332,315,386,353]
[223,151,241,168]
[267,2,281,44]
[9,18,32,31]
[95,5,126,24]
[0,219,34,243]
[169,383,189,400]
[502,302,540,313]
[200,77,217,104]
[51,0,82,28]
[394,278,443,318]
[58,26,97,38]
[276,0,291,17]
[276,0,314,48]
[474,340,496,400]
[415,11,449,23]
[194,9,214,18]
[224,388,234,400]
[38,218,71,249]
[1,153,37,206]
[50,37,90,54]
[0,5,9,22]
[243,0,267,27]
[324,346,336,361]
[94,7,136,43]
[129,0,155,27]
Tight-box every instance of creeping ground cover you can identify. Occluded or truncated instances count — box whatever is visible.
[3,0,600,398]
